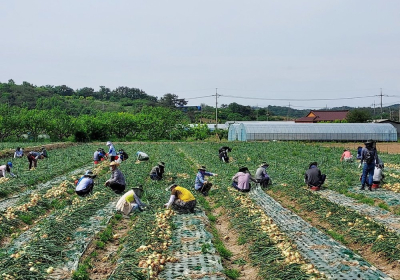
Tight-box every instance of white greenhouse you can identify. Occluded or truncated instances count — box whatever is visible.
[228,122,398,142]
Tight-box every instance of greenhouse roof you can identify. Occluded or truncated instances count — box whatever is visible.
[240,123,396,134]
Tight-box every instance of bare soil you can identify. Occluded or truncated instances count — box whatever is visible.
[320,142,400,154]
[268,189,400,280]
[0,142,77,158]
[210,204,261,280]
[81,217,132,279]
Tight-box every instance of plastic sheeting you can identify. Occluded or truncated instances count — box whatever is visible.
[228,123,397,142]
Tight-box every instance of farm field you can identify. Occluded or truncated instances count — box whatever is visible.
[0,141,400,279]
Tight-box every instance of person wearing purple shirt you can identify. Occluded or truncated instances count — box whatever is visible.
[194,165,218,196]
[232,166,257,192]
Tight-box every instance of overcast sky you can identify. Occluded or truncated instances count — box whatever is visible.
[1,1,400,110]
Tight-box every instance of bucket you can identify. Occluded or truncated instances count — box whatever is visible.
[94,160,99,164]
[310,186,320,191]
[132,187,144,198]
[371,183,379,189]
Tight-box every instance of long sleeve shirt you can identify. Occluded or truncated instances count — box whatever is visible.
[361,147,377,164]
[108,144,117,156]
[255,167,269,180]
[232,172,257,191]
[109,169,126,185]
[305,167,323,186]
[0,165,15,178]
[93,151,101,161]
[75,177,94,191]
[14,150,23,158]
[149,165,164,177]
[195,171,214,190]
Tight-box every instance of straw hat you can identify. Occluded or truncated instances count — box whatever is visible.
[165,183,177,191]
[260,162,269,168]
[198,165,206,171]
[158,162,165,167]
[110,161,119,166]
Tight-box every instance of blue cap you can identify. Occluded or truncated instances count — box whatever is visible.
[7,162,12,168]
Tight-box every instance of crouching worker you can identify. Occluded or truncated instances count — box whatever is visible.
[372,164,384,189]
[232,166,257,192]
[0,162,16,178]
[164,184,196,214]
[136,151,149,162]
[105,161,126,194]
[75,170,96,197]
[150,162,165,180]
[305,162,326,191]
[27,151,43,170]
[116,186,146,215]
[255,162,271,188]
[194,165,218,196]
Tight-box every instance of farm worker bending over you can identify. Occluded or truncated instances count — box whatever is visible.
[93,148,104,164]
[372,164,384,188]
[360,140,378,191]
[105,161,126,194]
[304,162,326,191]
[0,162,16,178]
[255,162,271,188]
[136,151,149,162]
[41,146,48,158]
[340,149,353,162]
[218,146,232,163]
[75,170,96,197]
[27,151,44,170]
[195,165,217,196]
[164,184,196,214]
[116,186,146,215]
[14,147,23,158]
[219,149,229,163]
[117,149,129,162]
[150,162,165,180]
[231,166,257,192]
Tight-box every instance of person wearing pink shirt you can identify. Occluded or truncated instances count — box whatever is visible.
[340,149,353,162]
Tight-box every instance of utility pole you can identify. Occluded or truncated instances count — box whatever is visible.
[287,103,291,121]
[214,88,219,128]
[380,88,383,119]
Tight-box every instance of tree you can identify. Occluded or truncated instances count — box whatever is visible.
[159,93,188,108]
[346,109,371,123]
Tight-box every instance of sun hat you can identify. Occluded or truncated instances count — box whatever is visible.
[110,161,119,166]
[165,183,177,191]
[198,165,206,171]
[158,162,165,167]
[84,170,94,177]
[309,162,318,169]
[260,162,269,167]
[7,162,13,168]
[106,141,112,146]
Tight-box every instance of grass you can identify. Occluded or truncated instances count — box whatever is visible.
[225,268,241,279]
[326,229,347,244]
[378,202,390,211]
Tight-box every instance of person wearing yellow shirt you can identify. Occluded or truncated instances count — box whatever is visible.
[164,184,196,213]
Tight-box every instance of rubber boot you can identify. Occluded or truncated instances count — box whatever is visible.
[360,185,365,190]
[368,185,372,191]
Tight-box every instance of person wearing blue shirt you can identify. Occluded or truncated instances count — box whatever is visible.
[106,141,117,162]
[27,151,44,170]
[75,170,96,197]
[194,165,218,196]
[14,147,24,158]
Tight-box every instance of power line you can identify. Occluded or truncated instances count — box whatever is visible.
[221,94,376,102]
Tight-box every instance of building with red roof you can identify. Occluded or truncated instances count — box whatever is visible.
[295,110,349,123]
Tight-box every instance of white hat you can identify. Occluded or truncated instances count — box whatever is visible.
[106,141,111,146]
[165,184,177,191]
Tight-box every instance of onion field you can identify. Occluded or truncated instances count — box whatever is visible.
[0,141,399,280]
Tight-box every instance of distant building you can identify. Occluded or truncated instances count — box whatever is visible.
[295,110,349,123]
[373,119,400,138]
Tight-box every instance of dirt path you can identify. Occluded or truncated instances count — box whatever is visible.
[320,142,400,154]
